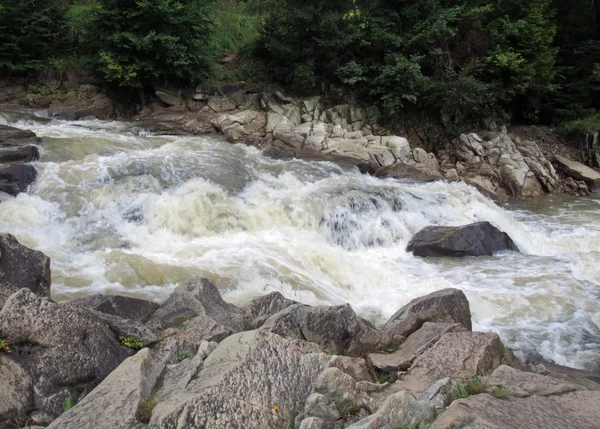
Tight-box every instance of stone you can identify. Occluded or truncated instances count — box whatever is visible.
[305,135,327,151]
[328,355,372,382]
[369,323,464,371]
[303,96,321,115]
[0,289,130,419]
[372,150,396,167]
[429,391,600,429]
[242,291,298,329]
[299,417,328,429]
[79,84,98,99]
[313,367,361,415]
[267,112,295,132]
[0,354,33,423]
[0,145,39,163]
[46,349,156,429]
[269,102,302,126]
[0,124,41,147]
[91,310,158,346]
[554,154,600,187]
[384,288,472,338]
[273,128,306,149]
[192,93,209,101]
[398,332,520,392]
[488,365,583,398]
[382,136,411,159]
[260,304,387,356]
[407,221,520,257]
[72,294,158,322]
[0,234,51,309]
[345,391,436,429]
[304,393,341,421]
[150,330,328,428]
[155,91,181,107]
[0,164,37,196]
[374,162,441,182]
[207,96,237,112]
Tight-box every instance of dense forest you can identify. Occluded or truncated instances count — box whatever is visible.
[0,0,598,133]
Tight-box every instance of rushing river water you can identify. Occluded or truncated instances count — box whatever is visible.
[1,109,599,371]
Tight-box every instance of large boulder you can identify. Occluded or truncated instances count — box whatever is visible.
[72,294,159,322]
[0,164,37,196]
[260,303,388,356]
[0,124,41,147]
[0,289,131,422]
[384,288,472,338]
[0,145,39,163]
[149,330,329,428]
[374,162,442,182]
[407,221,520,257]
[396,331,521,392]
[554,154,600,191]
[429,390,600,429]
[0,233,51,309]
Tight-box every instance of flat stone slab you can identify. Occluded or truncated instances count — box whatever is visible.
[554,154,600,184]
[369,322,464,371]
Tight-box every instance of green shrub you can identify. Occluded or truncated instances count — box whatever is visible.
[63,395,75,412]
[0,338,11,353]
[177,350,192,362]
[452,375,487,399]
[561,114,600,134]
[137,396,158,423]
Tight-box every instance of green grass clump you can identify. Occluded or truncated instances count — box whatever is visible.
[452,375,487,399]
[137,396,158,423]
[178,350,193,362]
[119,336,144,350]
[492,386,512,399]
[63,395,75,412]
[0,338,11,353]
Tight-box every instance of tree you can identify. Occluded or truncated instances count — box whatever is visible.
[90,0,215,86]
[0,0,72,74]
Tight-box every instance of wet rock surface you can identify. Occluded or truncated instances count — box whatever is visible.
[407,221,520,257]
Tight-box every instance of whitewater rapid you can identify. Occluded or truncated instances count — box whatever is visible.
[1,110,599,371]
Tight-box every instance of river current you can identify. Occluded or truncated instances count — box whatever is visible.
[1,110,599,371]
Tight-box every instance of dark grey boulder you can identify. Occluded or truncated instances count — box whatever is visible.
[0,164,37,195]
[260,303,388,356]
[72,294,159,322]
[374,162,442,182]
[243,291,298,329]
[0,145,39,163]
[0,233,51,309]
[407,221,519,257]
[384,288,472,338]
[0,124,42,147]
[0,289,131,421]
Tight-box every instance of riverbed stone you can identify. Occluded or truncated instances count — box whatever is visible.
[0,233,51,309]
[374,162,442,182]
[369,322,465,371]
[397,332,520,392]
[150,330,328,428]
[384,288,472,338]
[554,154,600,190]
[0,354,33,423]
[0,164,37,195]
[407,221,520,257]
[260,303,388,356]
[0,289,131,420]
[46,349,156,429]
[429,390,600,429]
[72,294,159,322]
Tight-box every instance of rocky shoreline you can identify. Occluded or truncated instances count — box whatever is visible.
[1,81,600,201]
[1,234,600,429]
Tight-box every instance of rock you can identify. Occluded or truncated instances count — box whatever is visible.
[0,145,39,163]
[273,127,306,149]
[46,349,156,429]
[79,84,98,99]
[0,354,33,423]
[384,288,472,338]
[303,96,321,115]
[267,112,295,132]
[243,291,298,329]
[91,310,158,346]
[407,221,520,257]
[397,332,520,392]
[0,164,37,196]
[381,136,411,159]
[429,390,600,429]
[369,322,465,371]
[72,294,158,322]
[313,367,362,415]
[263,146,297,160]
[207,96,237,112]
[345,391,436,429]
[372,150,396,167]
[299,417,328,429]
[488,365,582,398]
[464,176,505,201]
[328,355,373,382]
[0,289,130,419]
[150,330,328,428]
[374,162,442,182]
[269,102,302,126]
[0,124,42,146]
[303,393,341,421]
[554,154,600,189]
[260,303,387,356]
[0,234,51,309]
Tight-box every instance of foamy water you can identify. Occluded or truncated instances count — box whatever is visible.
[1,110,599,370]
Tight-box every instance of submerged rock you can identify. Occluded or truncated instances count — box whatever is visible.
[407,221,519,257]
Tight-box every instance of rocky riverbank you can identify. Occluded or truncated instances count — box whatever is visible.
[1,234,599,429]
[2,80,599,201]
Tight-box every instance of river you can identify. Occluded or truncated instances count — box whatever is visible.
[1,110,599,371]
